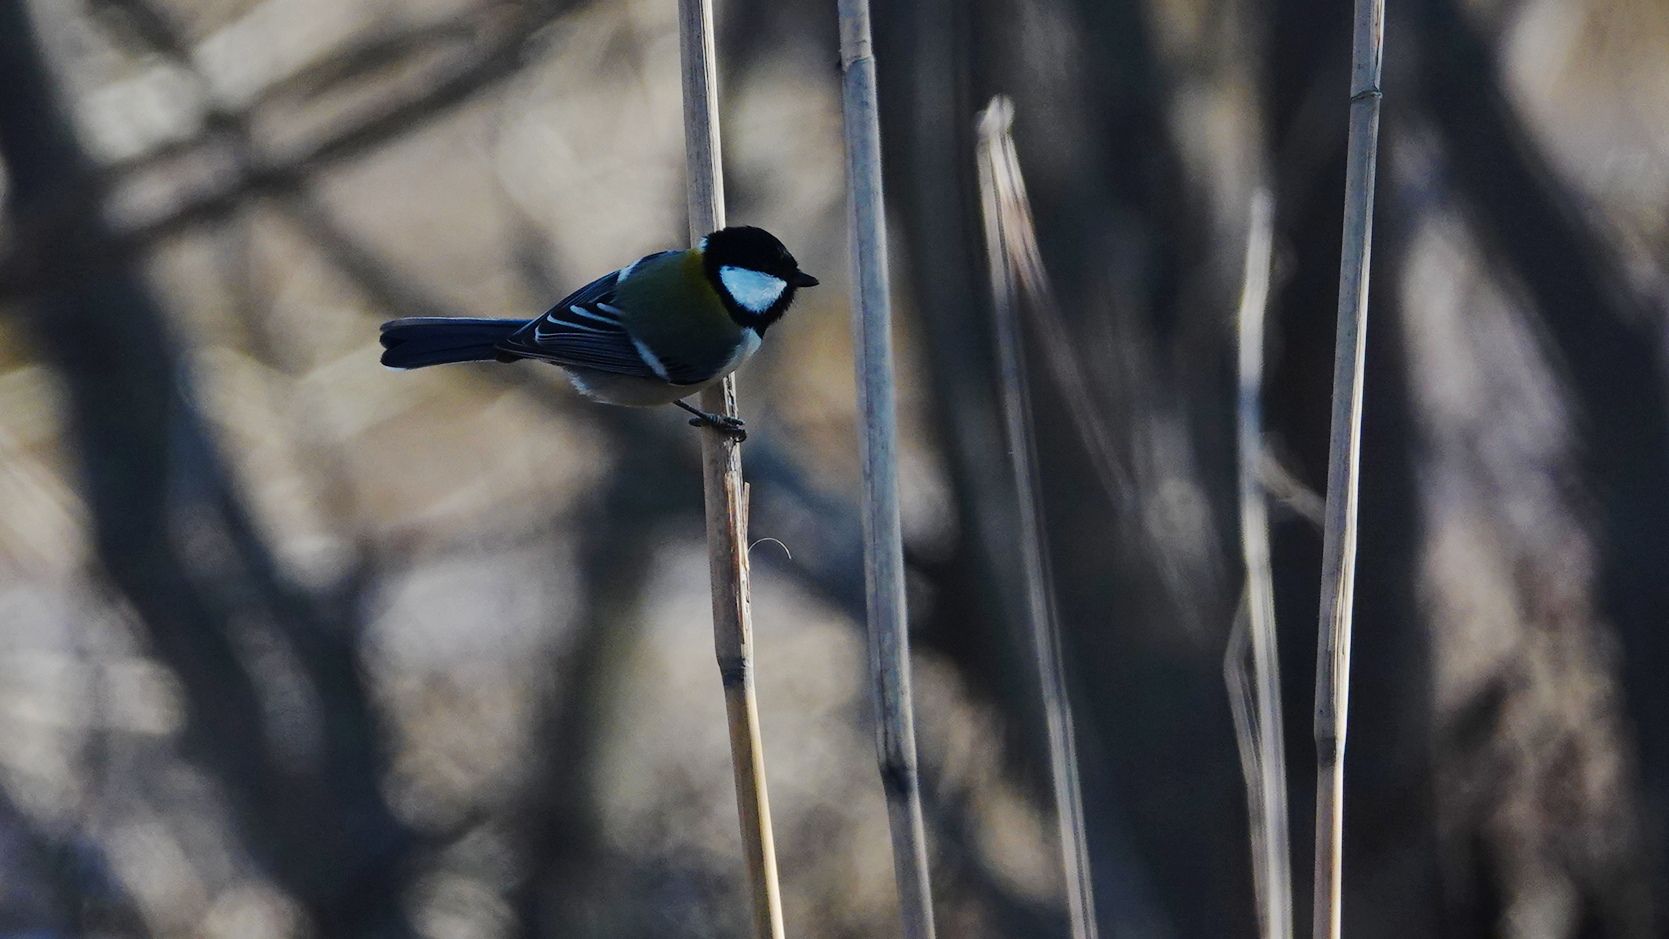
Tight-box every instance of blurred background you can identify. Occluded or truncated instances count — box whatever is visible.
[2,0,1668,936]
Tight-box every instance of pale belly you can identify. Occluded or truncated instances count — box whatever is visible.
[563,368,722,406]
[560,329,761,407]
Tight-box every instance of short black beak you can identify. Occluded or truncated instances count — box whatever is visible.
[790,271,819,288]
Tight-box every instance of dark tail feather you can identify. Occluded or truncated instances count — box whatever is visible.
[379,317,522,369]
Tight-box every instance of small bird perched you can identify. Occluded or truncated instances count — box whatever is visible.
[380,226,817,441]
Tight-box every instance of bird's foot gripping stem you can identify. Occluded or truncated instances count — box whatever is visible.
[675,400,747,442]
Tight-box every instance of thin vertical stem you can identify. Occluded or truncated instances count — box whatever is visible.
[676,2,786,937]
[1230,190,1293,939]
[1312,0,1385,936]
[836,3,937,938]
[975,96,1099,939]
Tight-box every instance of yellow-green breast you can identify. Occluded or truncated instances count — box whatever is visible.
[613,248,744,383]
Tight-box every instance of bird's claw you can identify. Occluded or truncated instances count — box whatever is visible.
[689,413,747,442]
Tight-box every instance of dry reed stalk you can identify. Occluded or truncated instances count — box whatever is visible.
[836,2,937,937]
[676,1,786,936]
[965,107,1126,506]
[1312,0,1385,936]
[1224,190,1293,939]
[975,96,1099,939]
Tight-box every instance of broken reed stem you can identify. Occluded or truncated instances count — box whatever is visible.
[677,1,786,936]
[836,3,937,937]
[1228,190,1293,939]
[1313,0,1384,936]
[975,96,1099,939]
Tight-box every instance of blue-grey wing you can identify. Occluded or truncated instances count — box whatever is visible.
[499,268,654,378]
[498,251,713,383]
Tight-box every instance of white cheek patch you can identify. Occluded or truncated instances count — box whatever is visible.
[719,266,787,314]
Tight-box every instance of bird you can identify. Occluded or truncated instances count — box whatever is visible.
[379,226,817,441]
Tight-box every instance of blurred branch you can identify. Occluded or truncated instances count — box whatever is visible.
[1258,453,1326,529]
[220,216,379,607]
[919,769,1071,939]
[978,95,1099,939]
[80,0,410,911]
[0,785,147,936]
[95,0,385,612]
[0,0,582,302]
[1410,0,1669,927]
[94,19,482,180]
[512,429,673,936]
[1226,190,1293,939]
[0,9,415,934]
